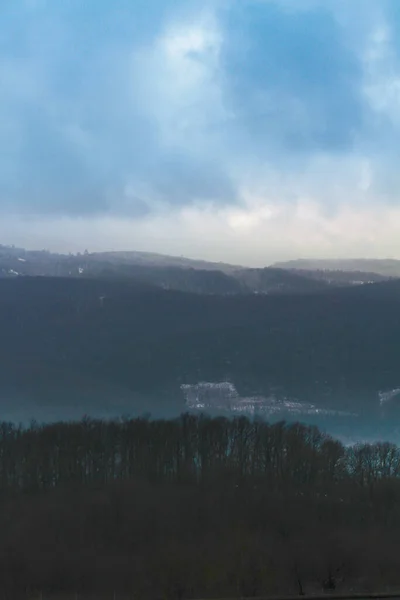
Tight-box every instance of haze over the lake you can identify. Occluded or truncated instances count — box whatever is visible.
[2,0,400,265]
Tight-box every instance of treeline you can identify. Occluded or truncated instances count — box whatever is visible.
[1,413,399,491]
[2,415,400,598]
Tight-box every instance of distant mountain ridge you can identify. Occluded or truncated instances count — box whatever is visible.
[273,258,400,277]
[1,245,395,295]
[0,244,241,274]
[0,245,329,295]
[85,249,242,272]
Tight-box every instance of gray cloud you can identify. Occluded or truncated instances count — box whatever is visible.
[218,2,365,157]
[2,0,400,261]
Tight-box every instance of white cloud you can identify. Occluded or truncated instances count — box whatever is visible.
[130,10,227,151]
[362,21,400,123]
[3,187,400,265]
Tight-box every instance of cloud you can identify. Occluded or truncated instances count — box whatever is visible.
[218,1,364,155]
[1,0,400,260]
[4,193,400,266]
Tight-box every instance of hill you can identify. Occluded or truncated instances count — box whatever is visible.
[86,249,241,272]
[0,245,330,295]
[1,276,400,426]
[273,258,400,278]
[0,244,241,276]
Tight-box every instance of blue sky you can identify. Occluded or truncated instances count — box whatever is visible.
[1,0,400,264]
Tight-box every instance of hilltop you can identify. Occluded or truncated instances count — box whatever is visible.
[273,258,400,278]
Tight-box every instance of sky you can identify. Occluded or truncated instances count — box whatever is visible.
[1,0,400,265]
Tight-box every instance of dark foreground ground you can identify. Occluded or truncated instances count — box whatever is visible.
[1,416,400,598]
[21,592,400,600]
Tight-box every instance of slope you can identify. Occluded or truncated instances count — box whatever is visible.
[1,277,400,421]
[273,258,400,278]
[0,245,329,295]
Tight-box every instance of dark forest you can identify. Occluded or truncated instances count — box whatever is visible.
[2,277,400,418]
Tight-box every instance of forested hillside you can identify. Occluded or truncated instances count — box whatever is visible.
[2,245,392,294]
[274,258,400,277]
[278,268,393,286]
[1,277,400,423]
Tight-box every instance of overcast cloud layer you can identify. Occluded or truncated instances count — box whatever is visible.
[1,0,400,264]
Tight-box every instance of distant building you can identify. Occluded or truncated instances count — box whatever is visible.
[181,381,239,410]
